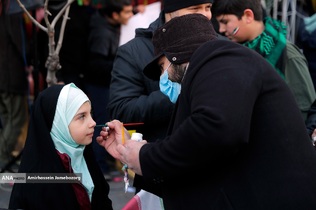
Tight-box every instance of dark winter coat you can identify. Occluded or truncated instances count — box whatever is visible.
[140,40,316,210]
[107,11,174,141]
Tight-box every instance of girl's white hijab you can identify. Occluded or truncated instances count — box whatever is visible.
[50,83,94,201]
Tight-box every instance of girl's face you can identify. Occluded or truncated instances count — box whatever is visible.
[68,101,96,145]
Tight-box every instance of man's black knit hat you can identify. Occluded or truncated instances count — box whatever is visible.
[164,0,213,13]
[143,14,218,80]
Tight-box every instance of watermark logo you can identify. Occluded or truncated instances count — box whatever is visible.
[0,173,82,183]
[0,173,25,183]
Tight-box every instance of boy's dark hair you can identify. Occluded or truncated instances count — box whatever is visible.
[212,0,262,21]
[99,0,132,17]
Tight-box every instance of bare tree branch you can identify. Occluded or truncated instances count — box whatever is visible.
[50,0,74,28]
[55,2,71,55]
[15,0,47,32]
[16,0,75,86]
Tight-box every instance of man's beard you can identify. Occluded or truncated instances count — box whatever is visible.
[171,63,189,83]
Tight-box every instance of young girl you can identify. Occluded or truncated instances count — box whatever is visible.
[9,83,113,210]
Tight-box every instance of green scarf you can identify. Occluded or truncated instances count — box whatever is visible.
[243,17,287,79]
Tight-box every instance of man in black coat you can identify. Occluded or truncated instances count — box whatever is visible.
[98,14,316,210]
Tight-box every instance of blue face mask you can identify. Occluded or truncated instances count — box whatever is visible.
[159,63,181,103]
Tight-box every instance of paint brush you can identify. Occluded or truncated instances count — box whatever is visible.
[95,122,144,127]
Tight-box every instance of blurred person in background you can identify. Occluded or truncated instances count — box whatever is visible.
[0,2,30,170]
[296,0,316,91]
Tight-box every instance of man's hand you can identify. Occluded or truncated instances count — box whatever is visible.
[96,119,147,175]
[96,120,128,159]
[117,140,147,175]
